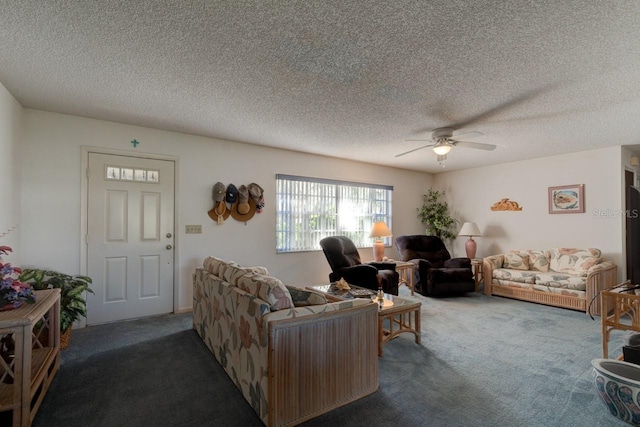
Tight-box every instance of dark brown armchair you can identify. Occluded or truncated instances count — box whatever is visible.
[395,235,474,296]
[320,236,399,295]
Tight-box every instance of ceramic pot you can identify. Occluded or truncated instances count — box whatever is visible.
[592,358,640,425]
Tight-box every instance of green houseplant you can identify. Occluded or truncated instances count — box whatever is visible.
[417,189,458,240]
[19,268,93,348]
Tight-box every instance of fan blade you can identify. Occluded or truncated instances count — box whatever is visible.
[395,144,434,157]
[450,82,562,129]
[452,130,483,139]
[453,141,496,151]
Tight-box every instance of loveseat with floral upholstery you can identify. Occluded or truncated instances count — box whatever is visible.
[483,248,617,316]
[193,256,379,426]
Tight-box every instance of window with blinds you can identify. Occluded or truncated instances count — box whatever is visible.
[276,174,393,253]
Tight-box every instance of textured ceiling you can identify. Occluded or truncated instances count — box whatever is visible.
[2,1,640,173]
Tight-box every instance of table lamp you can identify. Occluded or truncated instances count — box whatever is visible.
[369,222,392,262]
[458,222,481,259]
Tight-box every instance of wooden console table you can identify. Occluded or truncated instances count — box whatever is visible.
[0,289,61,426]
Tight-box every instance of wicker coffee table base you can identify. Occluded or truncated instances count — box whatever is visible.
[306,284,422,357]
[378,303,421,357]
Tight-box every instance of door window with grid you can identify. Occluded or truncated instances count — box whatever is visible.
[276,174,392,253]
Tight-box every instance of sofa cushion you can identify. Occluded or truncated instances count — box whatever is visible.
[236,273,293,311]
[203,256,226,276]
[509,250,550,272]
[504,253,530,270]
[246,265,270,275]
[203,257,269,281]
[534,272,586,291]
[550,248,601,276]
[264,298,371,324]
[493,268,537,284]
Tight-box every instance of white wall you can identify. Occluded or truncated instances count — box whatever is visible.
[16,107,633,314]
[0,81,23,261]
[20,110,431,311]
[434,147,625,281]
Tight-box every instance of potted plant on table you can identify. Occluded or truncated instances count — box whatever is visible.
[0,246,36,310]
[19,268,93,349]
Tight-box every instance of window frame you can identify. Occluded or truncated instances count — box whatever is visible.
[276,174,393,253]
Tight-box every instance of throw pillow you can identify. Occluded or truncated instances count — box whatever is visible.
[504,253,530,270]
[550,248,601,274]
[574,255,600,273]
[527,250,551,272]
[286,285,327,306]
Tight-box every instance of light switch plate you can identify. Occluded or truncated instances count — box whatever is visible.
[185,225,202,234]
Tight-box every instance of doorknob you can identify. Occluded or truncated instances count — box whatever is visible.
[166,245,173,250]
[166,233,172,238]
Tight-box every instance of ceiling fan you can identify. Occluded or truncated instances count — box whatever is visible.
[396,127,497,167]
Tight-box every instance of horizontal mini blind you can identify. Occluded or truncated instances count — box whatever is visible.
[276,174,392,252]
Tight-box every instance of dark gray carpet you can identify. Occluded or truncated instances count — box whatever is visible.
[27,288,627,426]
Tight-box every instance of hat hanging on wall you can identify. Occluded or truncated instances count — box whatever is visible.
[208,182,231,225]
[226,184,238,205]
[248,183,265,213]
[230,185,257,222]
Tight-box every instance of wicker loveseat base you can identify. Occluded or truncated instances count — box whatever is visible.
[490,283,586,312]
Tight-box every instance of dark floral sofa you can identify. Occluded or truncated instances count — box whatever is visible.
[193,256,378,426]
[483,248,617,316]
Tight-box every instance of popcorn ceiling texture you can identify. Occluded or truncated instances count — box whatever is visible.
[1,0,640,172]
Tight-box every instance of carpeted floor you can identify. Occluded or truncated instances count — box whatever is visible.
[26,287,628,426]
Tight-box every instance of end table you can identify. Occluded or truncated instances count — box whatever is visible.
[392,261,415,295]
[471,258,483,292]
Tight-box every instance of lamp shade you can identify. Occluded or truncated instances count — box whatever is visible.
[369,222,392,238]
[459,222,481,237]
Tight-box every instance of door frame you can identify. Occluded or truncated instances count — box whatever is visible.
[80,146,180,326]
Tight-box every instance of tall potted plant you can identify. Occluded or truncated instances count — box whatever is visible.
[19,268,93,348]
[417,189,458,240]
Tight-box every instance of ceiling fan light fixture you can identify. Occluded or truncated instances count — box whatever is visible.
[432,142,452,155]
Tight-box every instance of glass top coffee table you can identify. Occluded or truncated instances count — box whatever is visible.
[306,284,421,357]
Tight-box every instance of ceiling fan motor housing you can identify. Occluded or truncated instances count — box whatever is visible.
[432,127,454,139]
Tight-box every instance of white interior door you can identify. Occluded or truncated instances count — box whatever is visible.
[87,153,175,324]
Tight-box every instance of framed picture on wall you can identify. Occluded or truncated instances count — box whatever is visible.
[548,184,585,214]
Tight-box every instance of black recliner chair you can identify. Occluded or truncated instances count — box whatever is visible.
[395,235,474,296]
[320,236,399,295]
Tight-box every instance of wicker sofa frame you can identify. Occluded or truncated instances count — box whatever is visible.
[483,253,617,316]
